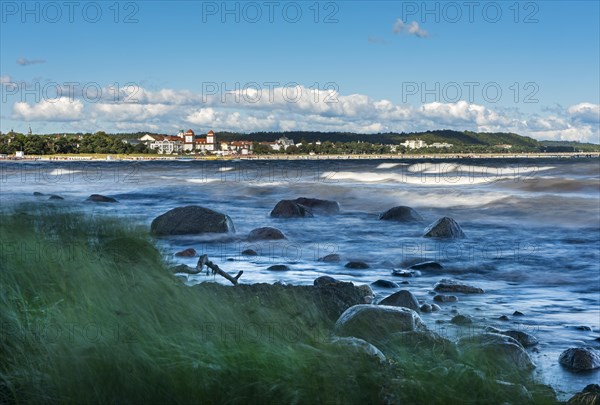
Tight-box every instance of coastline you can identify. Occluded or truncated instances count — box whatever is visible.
[1,152,599,162]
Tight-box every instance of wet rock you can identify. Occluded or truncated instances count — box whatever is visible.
[431,303,441,311]
[241,249,258,256]
[434,279,484,294]
[423,217,465,239]
[270,200,313,218]
[409,261,443,271]
[33,192,45,196]
[87,194,118,203]
[293,197,340,215]
[392,269,421,277]
[335,304,427,342]
[318,253,341,263]
[420,303,433,313]
[267,264,289,271]
[247,226,286,241]
[357,285,374,303]
[559,347,600,371]
[434,294,458,303]
[498,315,510,321]
[451,314,473,325]
[371,279,399,288]
[345,261,369,269]
[500,330,539,347]
[513,310,525,316]
[330,336,386,363]
[575,325,592,331]
[382,330,457,356]
[379,206,423,222]
[568,384,600,404]
[151,206,234,236]
[379,290,420,312]
[175,248,197,257]
[48,195,64,200]
[314,276,344,287]
[458,333,536,371]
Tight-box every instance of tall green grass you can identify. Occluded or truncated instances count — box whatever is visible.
[0,207,559,404]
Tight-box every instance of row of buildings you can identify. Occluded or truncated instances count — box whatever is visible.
[139,130,295,155]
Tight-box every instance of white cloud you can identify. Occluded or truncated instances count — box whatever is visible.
[567,102,600,123]
[393,19,428,38]
[0,75,12,84]
[13,97,84,121]
[16,58,45,66]
[91,103,175,121]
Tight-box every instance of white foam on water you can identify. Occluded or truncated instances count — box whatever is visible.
[407,163,555,175]
[48,169,82,176]
[375,163,407,169]
[218,167,235,172]
[185,178,219,184]
[322,171,512,186]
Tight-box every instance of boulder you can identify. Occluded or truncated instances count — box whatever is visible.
[371,279,399,289]
[451,314,473,325]
[568,384,600,405]
[241,249,258,256]
[294,197,340,214]
[318,253,341,263]
[379,290,420,312]
[458,333,535,371]
[270,200,313,218]
[330,337,386,363]
[150,206,234,236]
[409,261,444,271]
[500,330,539,347]
[48,195,64,200]
[559,347,600,371]
[87,194,118,203]
[334,304,427,342]
[423,217,465,239]
[382,330,457,356]
[420,303,432,313]
[314,276,345,287]
[175,248,197,257]
[434,279,484,294]
[379,206,423,222]
[345,261,369,269]
[247,227,286,241]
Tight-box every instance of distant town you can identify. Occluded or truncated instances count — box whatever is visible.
[0,128,598,159]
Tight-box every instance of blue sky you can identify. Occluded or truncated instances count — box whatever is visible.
[1,0,599,142]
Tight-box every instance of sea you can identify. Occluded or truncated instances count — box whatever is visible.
[1,157,599,399]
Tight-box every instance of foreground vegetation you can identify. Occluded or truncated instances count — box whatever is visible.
[0,208,561,403]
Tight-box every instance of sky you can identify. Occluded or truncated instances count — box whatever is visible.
[1,0,599,142]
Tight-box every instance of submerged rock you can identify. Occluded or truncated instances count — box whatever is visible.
[409,261,443,271]
[87,194,118,203]
[294,197,340,214]
[270,200,313,218]
[33,192,45,196]
[451,314,473,325]
[175,248,197,257]
[379,290,420,312]
[151,206,234,236]
[241,249,258,256]
[568,384,600,404]
[318,253,341,263]
[423,217,465,239]
[267,264,289,271]
[559,347,600,371]
[392,269,421,277]
[334,304,427,342]
[345,261,369,269]
[48,195,64,200]
[434,279,484,294]
[433,294,458,303]
[379,206,423,222]
[247,227,286,241]
[371,279,399,289]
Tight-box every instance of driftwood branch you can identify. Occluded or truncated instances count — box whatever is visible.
[197,254,243,286]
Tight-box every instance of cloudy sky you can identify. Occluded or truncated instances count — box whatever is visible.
[1,1,599,142]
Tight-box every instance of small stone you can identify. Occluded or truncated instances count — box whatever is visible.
[513,311,525,316]
[267,264,289,271]
[241,249,258,256]
[175,248,197,257]
[451,314,473,325]
[319,253,341,263]
[371,280,399,288]
[433,294,458,303]
[420,303,433,313]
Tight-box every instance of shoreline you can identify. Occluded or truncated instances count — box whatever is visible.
[1,152,599,162]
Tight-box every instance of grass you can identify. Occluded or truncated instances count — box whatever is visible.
[0,207,561,404]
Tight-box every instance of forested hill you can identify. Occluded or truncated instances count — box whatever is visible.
[215,130,541,148]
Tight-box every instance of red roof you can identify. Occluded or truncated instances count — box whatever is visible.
[185,129,195,136]
[207,130,214,135]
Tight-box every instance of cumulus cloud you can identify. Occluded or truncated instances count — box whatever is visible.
[0,75,12,84]
[90,103,175,121]
[16,58,46,66]
[567,102,600,123]
[13,98,84,121]
[393,19,428,38]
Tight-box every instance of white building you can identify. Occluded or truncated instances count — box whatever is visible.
[401,139,428,149]
[139,134,183,154]
[430,142,454,148]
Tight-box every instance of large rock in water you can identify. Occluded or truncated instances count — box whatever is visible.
[458,333,535,371]
[270,200,313,218]
[247,227,286,241]
[423,217,465,238]
[151,206,234,236]
[294,197,340,214]
[334,304,427,342]
[559,347,600,371]
[87,194,118,203]
[379,290,420,312]
[379,206,423,222]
